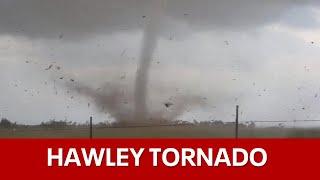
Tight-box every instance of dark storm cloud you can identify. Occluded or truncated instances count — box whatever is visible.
[279,6,320,29]
[0,0,319,39]
[169,0,320,29]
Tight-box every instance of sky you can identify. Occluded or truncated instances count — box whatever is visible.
[1,0,320,126]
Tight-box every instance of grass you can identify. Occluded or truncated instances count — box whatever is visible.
[1,125,320,138]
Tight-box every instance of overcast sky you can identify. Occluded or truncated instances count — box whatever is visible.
[1,0,320,126]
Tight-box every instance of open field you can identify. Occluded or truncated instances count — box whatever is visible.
[1,125,320,138]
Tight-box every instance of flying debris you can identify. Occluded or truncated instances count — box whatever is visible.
[121,49,127,57]
[164,102,173,108]
[304,65,310,72]
[120,75,126,80]
[45,64,53,70]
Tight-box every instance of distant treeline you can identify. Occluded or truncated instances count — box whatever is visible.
[0,118,256,129]
[0,118,17,128]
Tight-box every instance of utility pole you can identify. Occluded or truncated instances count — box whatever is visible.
[89,116,93,139]
[235,105,239,139]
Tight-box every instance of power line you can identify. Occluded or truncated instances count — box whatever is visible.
[240,120,320,123]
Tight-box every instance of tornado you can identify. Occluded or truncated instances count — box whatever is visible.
[63,0,205,124]
[134,0,165,122]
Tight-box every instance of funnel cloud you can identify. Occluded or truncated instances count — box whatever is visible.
[134,0,165,122]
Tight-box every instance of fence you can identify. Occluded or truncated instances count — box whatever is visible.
[2,105,320,138]
[83,105,320,139]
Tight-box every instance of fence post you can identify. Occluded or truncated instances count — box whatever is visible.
[235,105,239,139]
[89,116,93,139]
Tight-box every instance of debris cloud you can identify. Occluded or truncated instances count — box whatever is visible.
[65,80,205,125]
